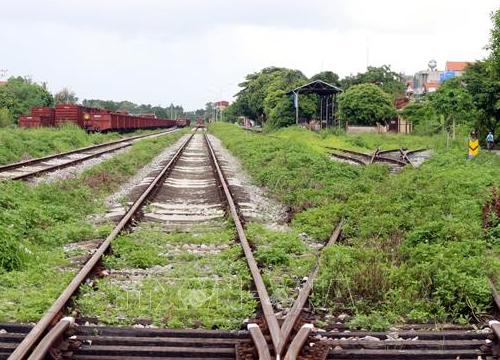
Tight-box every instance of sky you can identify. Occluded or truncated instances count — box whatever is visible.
[0,0,498,110]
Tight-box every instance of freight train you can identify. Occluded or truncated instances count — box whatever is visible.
[18,104,190,131]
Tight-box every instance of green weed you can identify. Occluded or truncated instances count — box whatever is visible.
[210,123,500,327]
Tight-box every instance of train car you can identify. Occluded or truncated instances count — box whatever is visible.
[85,112,177,132]
[19,116,42,128]
[196,117,205,127]
[55,104,103,127]
[31,107,55,127]
[176,118,191,128]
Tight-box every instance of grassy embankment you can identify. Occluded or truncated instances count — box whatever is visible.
[210,123,500,330]
[0,129,187,322]
[0,125,137,165]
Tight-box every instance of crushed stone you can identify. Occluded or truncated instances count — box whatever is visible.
[207,134,287,227]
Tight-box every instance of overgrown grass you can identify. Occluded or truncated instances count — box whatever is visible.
[0,130,187,322]
[75,224,256,329]
[0,125,154,165]
[210,123,500,329]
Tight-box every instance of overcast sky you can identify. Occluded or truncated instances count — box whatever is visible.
[1,0,498,110]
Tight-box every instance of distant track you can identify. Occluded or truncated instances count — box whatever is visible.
[0,128,178,181]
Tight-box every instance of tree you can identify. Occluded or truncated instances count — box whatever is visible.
[54,87,78,104]
[399,100,440,135]
[341,65,405,98]
[0,76,53,123]
[428,78,476,138]
[263,69,315,128]
[311,71,341,87]
[338,83,396,126]
[0,108,13,127]
[229,67,318,128]
[488,7,500,77]
[461,8,500,137]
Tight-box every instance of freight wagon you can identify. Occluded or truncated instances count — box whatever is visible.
[55,104,105,127]
[85,113,177,132]
[31,107,55,127]
[175,118,191,128]
[19,104,185,132]
[18,116,42,128]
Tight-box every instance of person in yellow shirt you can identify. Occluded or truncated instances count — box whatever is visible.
[468,130,479,159]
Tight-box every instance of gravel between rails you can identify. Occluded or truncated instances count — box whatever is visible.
[207,134,288,227]
[104,134,190,210]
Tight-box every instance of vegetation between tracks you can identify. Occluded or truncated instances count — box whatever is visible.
[0,130,187,322]
[0,125,141,165]
[75,224,257,329]
[210,123,500,329]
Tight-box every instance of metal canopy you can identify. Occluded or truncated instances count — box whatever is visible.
[287,80,342,127]
[286,79,342,96]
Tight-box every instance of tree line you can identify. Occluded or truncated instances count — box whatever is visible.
[223,7,500,138]
[0,80,185,127]
[223,65,405,129]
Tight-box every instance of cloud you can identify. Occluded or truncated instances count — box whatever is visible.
[0,0,498,109]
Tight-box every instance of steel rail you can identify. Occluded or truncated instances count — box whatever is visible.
[377,148,402,155]
[374,154,408,166]
[278,220,343,353]
[247,324,272,360]
[399,148,415,168]
[283,324,313,360]
[326,147,372,159]
[369,148,380,164]
[8,142,134,180]
[330,152,367,165]
[203,133,283,356]
[0,128,177,172]
[8,130,195,360]
[406,148,428,155]
[327,146,420,168]
[26,317,74,360]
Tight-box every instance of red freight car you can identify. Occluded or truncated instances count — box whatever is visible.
[196,117,205,127]
[86,112,177,132]
[176,118,191,128]
[31,107,55,127]
[55,104,104,127]
[19,116,42,128]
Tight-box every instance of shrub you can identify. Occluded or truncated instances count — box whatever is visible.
[338,84,396,125]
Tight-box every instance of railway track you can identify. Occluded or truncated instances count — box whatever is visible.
[327,146,429,170]
[0,129,178,181]
[4,128,279,360]
[1,129,498,359]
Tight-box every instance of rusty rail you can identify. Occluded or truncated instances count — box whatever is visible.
[279,220,344,353]
[327,146,417,168]
[26,317,74,360]
[8,130,195,360]
[204,133,283,356]
[0,128,178,180]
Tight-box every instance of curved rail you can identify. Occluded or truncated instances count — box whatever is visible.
[0,128,178,180]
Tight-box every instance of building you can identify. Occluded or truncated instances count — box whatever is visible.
[212,101,230,122]
[412,60,471,96]
[214,101,229,111]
